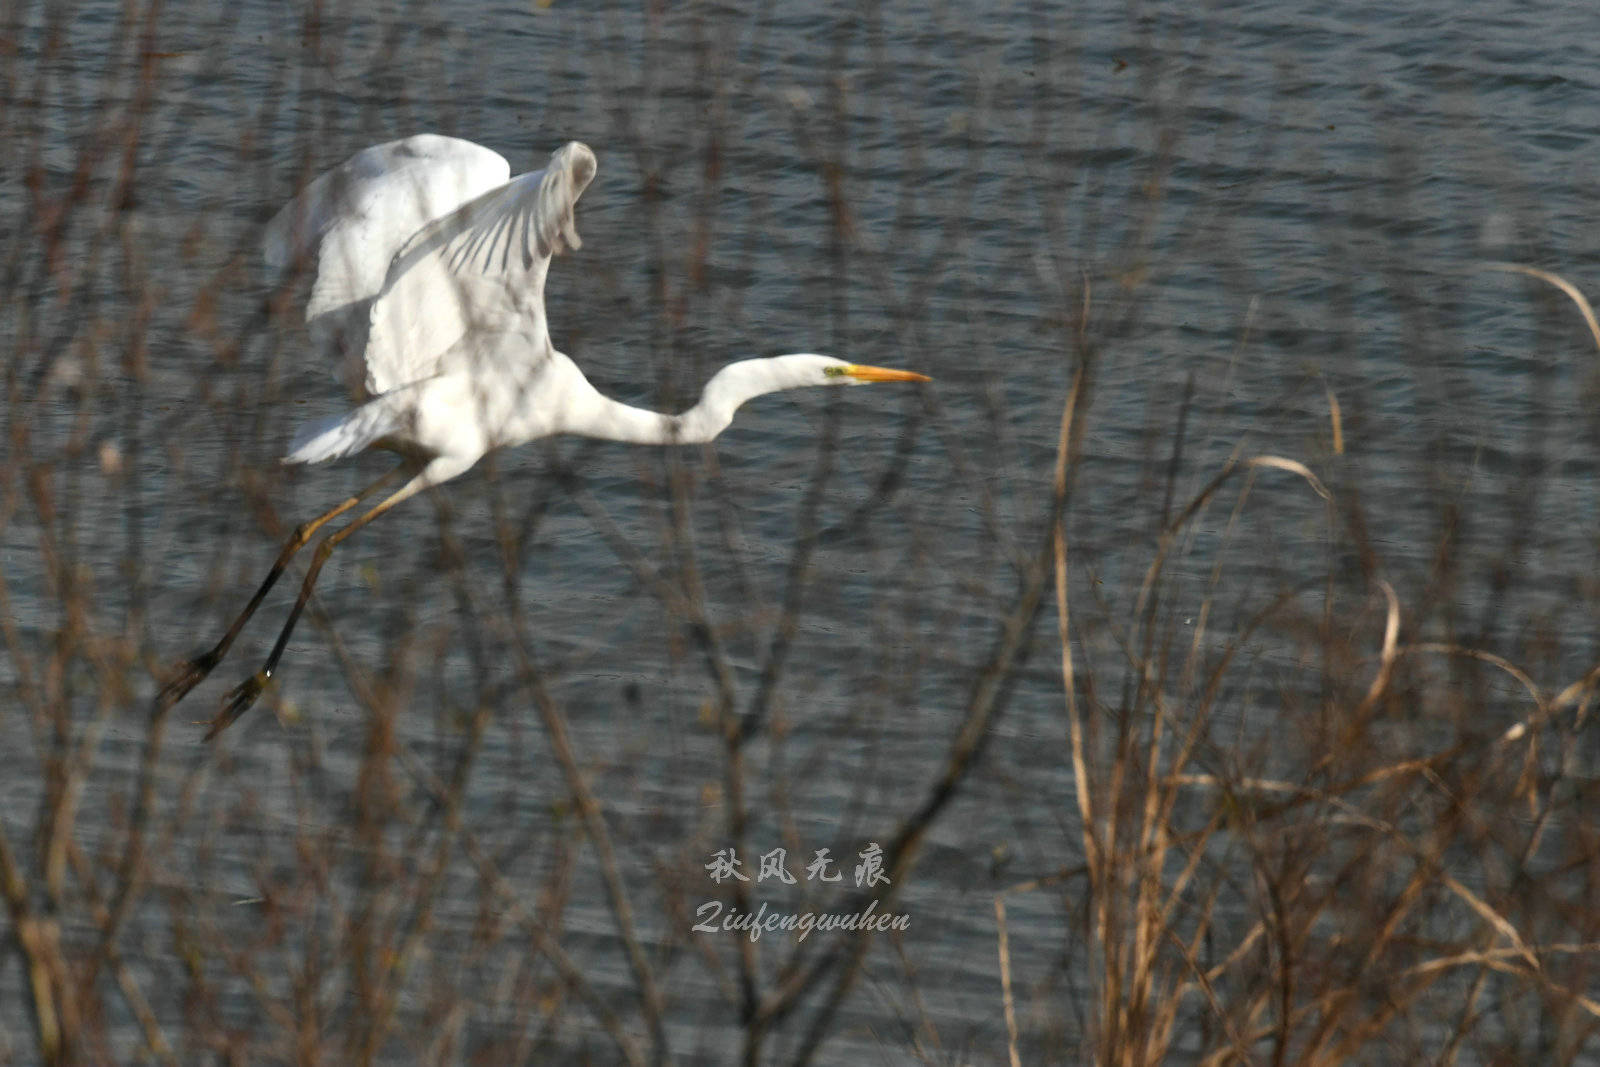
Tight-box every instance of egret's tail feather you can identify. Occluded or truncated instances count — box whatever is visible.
[285,398,403,465]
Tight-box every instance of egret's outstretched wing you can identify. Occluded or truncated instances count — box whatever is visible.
[361,141,597,395]
[263,135,513,393]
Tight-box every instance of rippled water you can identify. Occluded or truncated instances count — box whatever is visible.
[6,0,1600,1060]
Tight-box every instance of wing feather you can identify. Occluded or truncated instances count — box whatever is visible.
[263,135,514,394]
[361,142,597,395]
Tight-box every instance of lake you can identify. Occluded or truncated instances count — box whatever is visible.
[4,0,1600,1062]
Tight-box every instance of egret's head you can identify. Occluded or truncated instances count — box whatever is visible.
[710,354,931,404]
[807,355,931,387]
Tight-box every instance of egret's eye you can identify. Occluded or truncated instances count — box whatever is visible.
[823,365,849,378]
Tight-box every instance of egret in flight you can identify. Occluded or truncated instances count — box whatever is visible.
[160,136,929,736]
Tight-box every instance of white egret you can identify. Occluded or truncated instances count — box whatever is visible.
[160,135,929,736]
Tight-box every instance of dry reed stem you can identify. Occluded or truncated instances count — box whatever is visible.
[1052,437,1339,1066]
[1058,369,1099,878]
[1158,895,1254,1061]
[1135,453,1329,625]
[1323,383,1344,455]
[1170,630,1592,817]
[1040,402,1600,1062]
[0,828,70,1065]
[993,871,1082,1065]
[1171,759,1587,993]
[1354,580,1399,715]
[995,894,1022,1067]
[1484,262,1600,352]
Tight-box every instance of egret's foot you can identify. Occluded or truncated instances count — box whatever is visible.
[157,649,222,710]
[205,671,271,740]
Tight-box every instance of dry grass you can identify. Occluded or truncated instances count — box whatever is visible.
[989,264,1600,1064]
[5,3,1600,1065]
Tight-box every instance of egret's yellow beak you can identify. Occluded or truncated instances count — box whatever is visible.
[843,364,931,383]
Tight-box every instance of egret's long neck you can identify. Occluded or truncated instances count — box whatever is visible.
[567,358,808,445]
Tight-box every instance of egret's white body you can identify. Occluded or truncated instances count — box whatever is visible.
[162,135,928,734]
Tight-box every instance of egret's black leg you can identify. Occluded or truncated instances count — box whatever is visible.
[206,471,428,738]
[158,465,408,712]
